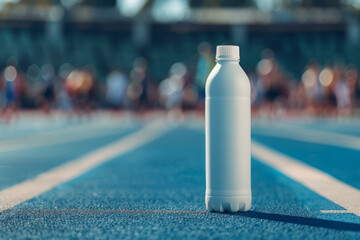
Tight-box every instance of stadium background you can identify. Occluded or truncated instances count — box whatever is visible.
[0,0,360,117]
[1,1,360,239]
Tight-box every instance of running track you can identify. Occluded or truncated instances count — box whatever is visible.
[0,112,359,239]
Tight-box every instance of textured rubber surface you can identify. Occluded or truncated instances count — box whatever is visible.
[0,115,359,239]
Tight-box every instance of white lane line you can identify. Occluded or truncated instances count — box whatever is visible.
[252,141,360,217]
[321,210,353,214]
[252,125,360,151]
[0,119,172,212]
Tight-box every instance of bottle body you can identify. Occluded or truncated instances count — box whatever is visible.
[205,57,251,212]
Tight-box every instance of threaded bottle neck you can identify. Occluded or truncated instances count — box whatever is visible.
[216,45,240,60]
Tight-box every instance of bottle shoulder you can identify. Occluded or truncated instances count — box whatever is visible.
[206,62,250,97]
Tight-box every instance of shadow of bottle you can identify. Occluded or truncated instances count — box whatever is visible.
[225,211,360,231]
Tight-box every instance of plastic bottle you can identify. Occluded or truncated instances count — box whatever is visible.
[205,45,251,212]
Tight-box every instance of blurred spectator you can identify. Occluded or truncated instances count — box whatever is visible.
[39,64,56,114]
[287,80,306,110]
[302,62,322,114]
[0,60,26,121]
[105,69,128,110]
[126,57,155,111]
[159,62,186,110]
[0,76,5,110]
[252,68,265,109]
[65,67,97,115]
[57,63,74,112]
[195,42,215,107]
[333,66,352,115]
[4,66,16,108]
[182,84,198,110]
[57,81,73,112]
[346,65,360,109]
[319,66,337,115]
[256,49,288,115]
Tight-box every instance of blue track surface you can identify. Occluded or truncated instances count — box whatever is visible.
[0,114,359,239]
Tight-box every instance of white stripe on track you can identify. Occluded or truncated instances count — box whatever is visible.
[252,141,360,217]
[321,210,352,214]
[0,119,171,212]
[252,125,360,151]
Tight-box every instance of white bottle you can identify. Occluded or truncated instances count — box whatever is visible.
[205,45,251,212]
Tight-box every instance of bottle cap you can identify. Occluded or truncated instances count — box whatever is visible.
[216,45,239,60]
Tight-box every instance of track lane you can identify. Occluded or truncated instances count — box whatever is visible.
[1,127,359,239]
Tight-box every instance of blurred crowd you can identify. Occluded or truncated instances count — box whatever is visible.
[1,42,360,121]
[250,49,360,117]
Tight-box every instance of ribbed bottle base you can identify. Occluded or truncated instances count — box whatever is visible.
[205,195,251,212]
